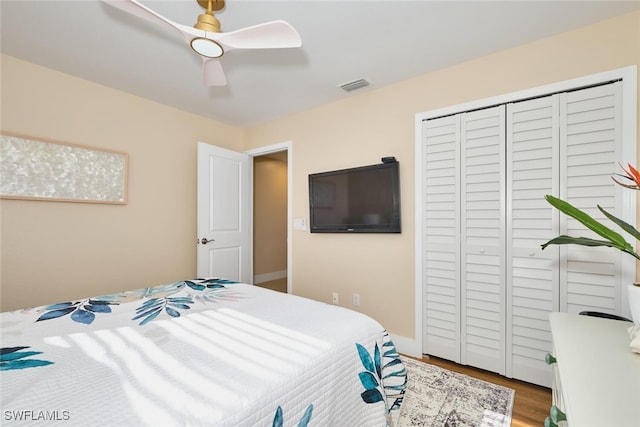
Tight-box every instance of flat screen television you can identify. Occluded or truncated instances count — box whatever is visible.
[308,160,401,233]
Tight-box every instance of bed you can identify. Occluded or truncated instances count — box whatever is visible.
[1,278,406,426]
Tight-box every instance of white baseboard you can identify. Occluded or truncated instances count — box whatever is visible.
[254,270,287,284]
[389,333,421,358]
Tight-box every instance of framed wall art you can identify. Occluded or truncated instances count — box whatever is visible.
[0,133,128,204]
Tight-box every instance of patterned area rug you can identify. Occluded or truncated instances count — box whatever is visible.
[397,356,514,427]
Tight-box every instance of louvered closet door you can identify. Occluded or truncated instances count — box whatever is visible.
[506,95,560,387]
[460,106,506,375]
[422,115,461,362]
[421,80,629,387]
[560,82,623,315]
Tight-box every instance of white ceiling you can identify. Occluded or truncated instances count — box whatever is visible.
[2,1,639,127]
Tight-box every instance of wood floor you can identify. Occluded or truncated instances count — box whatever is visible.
[255,278,287,293]
[419,355,552,427]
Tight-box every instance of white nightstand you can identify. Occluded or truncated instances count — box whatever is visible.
[547,312,640,427]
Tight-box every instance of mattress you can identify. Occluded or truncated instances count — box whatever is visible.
[1,279,406,426]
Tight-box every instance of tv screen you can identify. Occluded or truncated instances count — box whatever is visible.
[308,161,401,233]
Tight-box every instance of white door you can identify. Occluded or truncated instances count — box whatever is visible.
[197,142,251,283]
[422,105,507,374]
[460,106,506,375]
[560,82,624,315]
[422,114,462,362]
[506,94,559,387]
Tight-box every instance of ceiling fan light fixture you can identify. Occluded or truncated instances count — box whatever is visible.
[191,37,224,58]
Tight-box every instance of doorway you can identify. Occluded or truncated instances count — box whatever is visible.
[252,150,288,293]
[245,142,292,294]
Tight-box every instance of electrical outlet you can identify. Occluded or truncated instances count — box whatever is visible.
[332,292,339,305]
[353,293,360,306]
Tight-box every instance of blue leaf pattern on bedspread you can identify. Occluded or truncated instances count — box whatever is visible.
[132,296,194,325]
[36,299,116,324]
[356,333,407,422]
[272,404,313,427]
[3,279,400,426]
[0,346,53,371]
[31,278,239,326]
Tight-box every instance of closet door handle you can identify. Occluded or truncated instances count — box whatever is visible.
[200,237,215,245]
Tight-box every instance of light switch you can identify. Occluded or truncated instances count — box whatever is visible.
[293,218,306,231]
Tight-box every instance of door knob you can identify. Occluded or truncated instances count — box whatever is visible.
[200,237,214,245]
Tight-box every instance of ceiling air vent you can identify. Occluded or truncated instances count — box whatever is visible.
[338,78,371,92]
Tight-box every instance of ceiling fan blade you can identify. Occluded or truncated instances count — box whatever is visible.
[216,21,302,50]
[203,59,227,86]
[103,0,185,34]
[103,0,300,86]
[103,0,206,54]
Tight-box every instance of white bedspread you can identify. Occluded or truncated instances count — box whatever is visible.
[1,279,406,426]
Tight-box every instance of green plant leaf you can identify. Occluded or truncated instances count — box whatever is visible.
[544,195,629,248]
[598,205,640,242]
[542,235,623,249]
[542,195,640,260]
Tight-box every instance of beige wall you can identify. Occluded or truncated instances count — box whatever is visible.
[0,55,245,311]
[245,11,640,340]
[1,11,639,344]
[253,156,288,277]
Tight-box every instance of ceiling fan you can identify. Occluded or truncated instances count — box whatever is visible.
[103,0,302,86]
